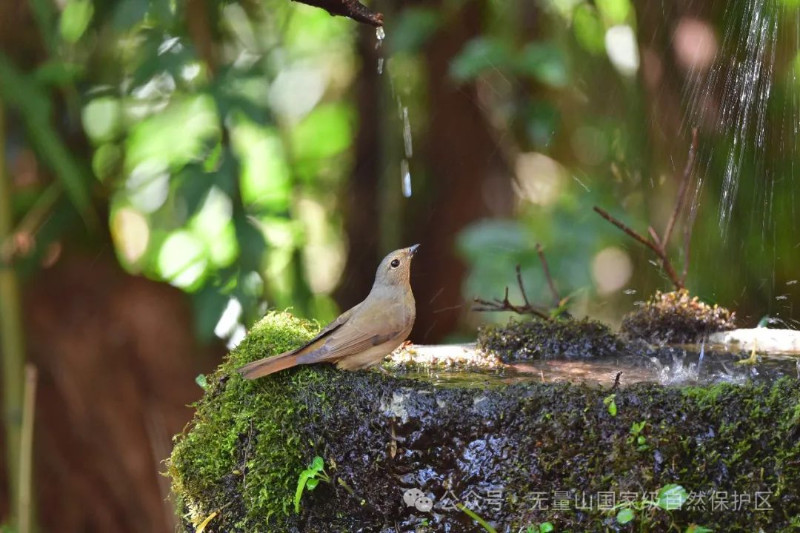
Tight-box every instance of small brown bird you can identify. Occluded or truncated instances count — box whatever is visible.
[237,245,419,379]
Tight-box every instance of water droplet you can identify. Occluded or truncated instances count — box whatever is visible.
[775,294,789,301]
[401,159,412,197]
[377,57,384,75]
[402,107,413,158]
[375,26,385,49]
[623,289,637,295]
[787,280,798,286]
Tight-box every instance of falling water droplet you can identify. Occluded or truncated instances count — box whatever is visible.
[623,289,637,295]
[787,280,798,286]
[402,107,413,158]
[401,159,412,197]
[375,26,385,49]
[377,57,384,75]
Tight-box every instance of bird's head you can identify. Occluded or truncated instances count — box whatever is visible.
[374,244,419,287]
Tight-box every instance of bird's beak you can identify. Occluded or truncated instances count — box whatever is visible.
[408,244,420,256]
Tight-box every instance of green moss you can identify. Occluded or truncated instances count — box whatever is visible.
[477,317,624,361]
[169,311,800,532]
[169,311,326,531]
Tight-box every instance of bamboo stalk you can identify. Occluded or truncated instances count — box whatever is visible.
[18,364,37,533]
[0,98,27,523]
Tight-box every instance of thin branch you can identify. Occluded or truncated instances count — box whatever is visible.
[536,243,560,307]
[291,0,384,26]
[593,130,699,291]
[515,264,531,308]
[662,128,698,247]
[593,206,660,254]
[681,216,693,284]
[593,206,683,289]
[473,283,550,320]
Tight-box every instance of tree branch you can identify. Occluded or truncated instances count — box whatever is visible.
[292,0,384,26]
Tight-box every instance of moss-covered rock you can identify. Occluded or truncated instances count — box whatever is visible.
[477,317,624,361]
[621,289,736,344]
[169,312,800,532]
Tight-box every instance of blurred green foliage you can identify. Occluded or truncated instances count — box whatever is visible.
[5,0,800,344]
[5,0,358,342]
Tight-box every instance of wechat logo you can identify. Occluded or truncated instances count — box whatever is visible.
[403,488,434,512]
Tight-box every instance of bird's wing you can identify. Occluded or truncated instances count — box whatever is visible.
[295,302,406,364]
[282,302,361,357]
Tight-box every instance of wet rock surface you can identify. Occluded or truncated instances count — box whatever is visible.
[169,312,800,532]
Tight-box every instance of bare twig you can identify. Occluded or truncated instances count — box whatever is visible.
[473,286,550,319]
[594,206,683,289]
[536,244,560,307]
[292,0,383,26]
[515,265,531,308]
[663,128,698,247]
[593,130,699,291]
[594,206,661,255]
[473,264,551,319]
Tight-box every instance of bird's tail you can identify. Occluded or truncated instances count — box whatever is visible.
[237,351,302,379]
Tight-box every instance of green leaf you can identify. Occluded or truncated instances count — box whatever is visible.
[517,43,568,87]
[450,37,516,81]
[616,508,634,524]
[596,0,632,24]
[125,94,220,172]
[60,0,94,43]
[603,394,617,416]
[573,5,606,55]
[34,60,84,86]
[306,477,319,490]
[0,54,96,226]
[539,522,555,533]
[195,374,208,390]
[294,471,310,513]
[310,456,324,471]
[290,104,353,162]
[657,484,688,511]
[685,525,713,533]
[82,97,122,143]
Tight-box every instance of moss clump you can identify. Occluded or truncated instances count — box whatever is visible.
[621,289,736,344]
[168,311,325,531]
[477,317,624,361]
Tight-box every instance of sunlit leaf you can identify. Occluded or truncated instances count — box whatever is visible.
[573,5,606,55]
[125,94,219,172]
[232,121,291,211]
[290,104,353,162]
[82,97,122,143]
[596,0,632,25]
[157,230,209,290]
[60,0,94,43]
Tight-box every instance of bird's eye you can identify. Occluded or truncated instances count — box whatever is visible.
[390,259,400,268]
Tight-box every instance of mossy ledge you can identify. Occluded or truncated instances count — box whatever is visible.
[169,312,800,532]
